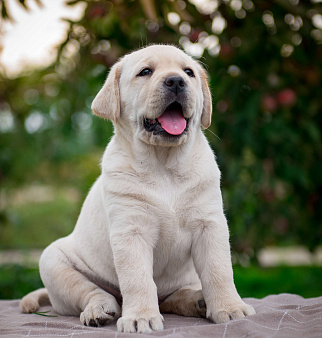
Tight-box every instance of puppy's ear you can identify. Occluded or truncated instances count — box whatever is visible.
[91,63,122,122]
[198,66,212,129]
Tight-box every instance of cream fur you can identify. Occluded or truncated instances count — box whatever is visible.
[20,45,255,333]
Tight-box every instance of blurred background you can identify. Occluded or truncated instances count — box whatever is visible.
[0,0,321,300]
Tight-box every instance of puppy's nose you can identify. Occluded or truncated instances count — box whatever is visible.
[164,76,186,94]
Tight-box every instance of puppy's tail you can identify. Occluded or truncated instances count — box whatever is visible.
[20,288,51,313]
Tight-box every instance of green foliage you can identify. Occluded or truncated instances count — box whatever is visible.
[234,265,322,299]
[0,0,321,258]
[0,265,44,299]
[0,0,42,21]
[0,154,101,249]
[1,193,77,249]
[1,264,322,300]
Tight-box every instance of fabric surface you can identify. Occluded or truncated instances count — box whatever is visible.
[0,294,321,337]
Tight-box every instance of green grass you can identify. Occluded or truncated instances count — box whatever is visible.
[1,264,321,300]
[0,265,44,299]
[234,265,322,298]
[0,152,101,250]
[0,192,80,249]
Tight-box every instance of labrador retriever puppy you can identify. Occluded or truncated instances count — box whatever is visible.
[20,45,255,333]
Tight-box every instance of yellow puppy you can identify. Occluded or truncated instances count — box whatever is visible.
[20,45,255,333]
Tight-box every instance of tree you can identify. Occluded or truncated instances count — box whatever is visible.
[0,0,42,21]
[1,0,321,259]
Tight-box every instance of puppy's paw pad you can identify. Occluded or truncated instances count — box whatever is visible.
[117,315,164,333]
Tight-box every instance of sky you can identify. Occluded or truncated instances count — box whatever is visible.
[0,0,86,77]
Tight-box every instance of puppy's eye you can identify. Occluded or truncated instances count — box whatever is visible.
[184,68,195,77]
[138,68,153,77]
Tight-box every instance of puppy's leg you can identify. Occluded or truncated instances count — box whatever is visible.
[39,243,121,327]
[159,285,206,318]
[79,289,121,327]
[110,216,164,333]
[192,214,255,324]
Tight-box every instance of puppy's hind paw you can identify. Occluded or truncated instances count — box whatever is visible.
[20,288,49,314]
[20,298,39,314]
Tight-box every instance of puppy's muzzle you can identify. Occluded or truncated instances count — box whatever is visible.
[164,76,186,95]
[143,76,190,137]
[143,102,189,136]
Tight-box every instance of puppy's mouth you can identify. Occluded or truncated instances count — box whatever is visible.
[143,102,189,136]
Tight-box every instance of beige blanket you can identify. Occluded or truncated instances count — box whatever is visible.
[1,294,321,337]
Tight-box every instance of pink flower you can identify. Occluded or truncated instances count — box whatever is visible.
[276,89,297,107]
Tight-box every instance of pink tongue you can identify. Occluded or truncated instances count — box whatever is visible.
[158,108,186,135]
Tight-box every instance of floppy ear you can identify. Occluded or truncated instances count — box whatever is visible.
[198,66,212,129]
[91,62,122,122]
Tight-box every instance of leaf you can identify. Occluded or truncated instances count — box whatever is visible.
[34,0,43,9]
[1,0,12,20]
[139,0,157,21]
[33,311,58,317]
[66,0,83,5]
[18,0,29,11]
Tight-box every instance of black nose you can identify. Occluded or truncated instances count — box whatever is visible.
[164,76,186,94]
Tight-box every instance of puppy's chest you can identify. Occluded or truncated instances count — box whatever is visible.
[149,181,201,278]
[152,186,193,259]
[147,176,203,230]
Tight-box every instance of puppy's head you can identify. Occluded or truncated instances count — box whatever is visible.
[92,45,212,146]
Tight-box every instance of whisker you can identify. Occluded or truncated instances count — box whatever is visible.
[204,128,221,140]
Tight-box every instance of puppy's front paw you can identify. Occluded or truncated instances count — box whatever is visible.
[207,301,255,324]
[80,301,121,327]
[117,312,164,333]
